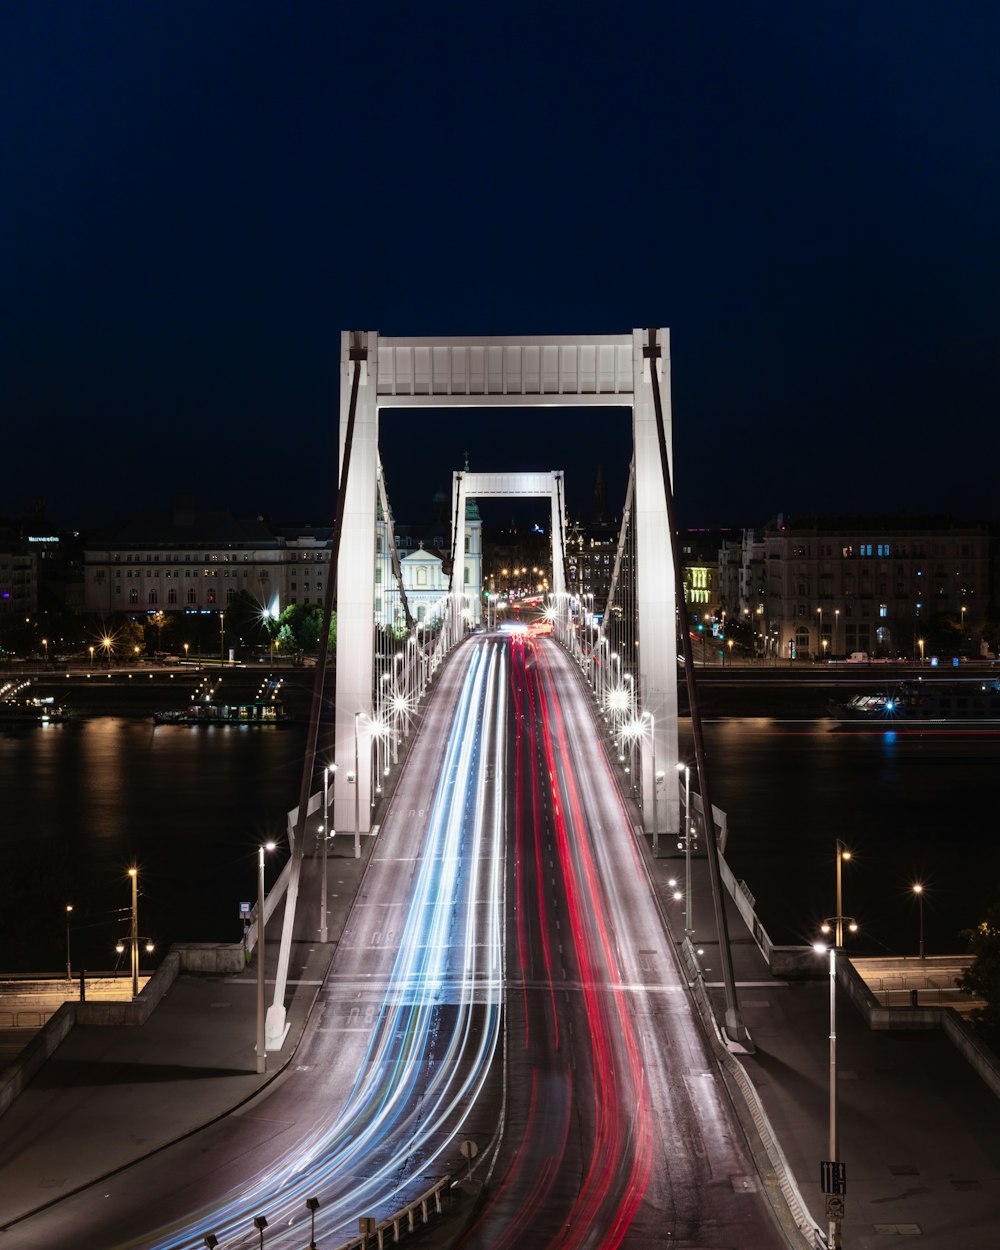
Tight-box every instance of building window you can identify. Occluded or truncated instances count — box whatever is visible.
[168,588,177,604]
[879,603,887,617]
[148,590,157,605]
[187,589,197,604]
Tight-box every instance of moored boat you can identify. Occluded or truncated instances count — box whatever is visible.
[829,678,1000,730]
[154,700,290,725]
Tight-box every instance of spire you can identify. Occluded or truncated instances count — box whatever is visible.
[592,464,607,524]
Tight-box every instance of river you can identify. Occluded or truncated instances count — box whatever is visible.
[2,713,998,973]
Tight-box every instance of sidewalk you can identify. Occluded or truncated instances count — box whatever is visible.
[646,843,1000,1250]
[0,843,373,1232]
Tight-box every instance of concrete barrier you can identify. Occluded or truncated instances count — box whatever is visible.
[0,1001,76,1119]
[75,952,180,1026]
[172,942,245,975]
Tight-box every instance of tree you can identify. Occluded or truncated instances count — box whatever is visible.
[272,604,336,656]
[959,902,1000,1051]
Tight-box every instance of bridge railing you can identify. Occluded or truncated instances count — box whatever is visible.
[332,1171,461,1250]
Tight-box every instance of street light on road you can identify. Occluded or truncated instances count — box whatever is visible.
[354,710,361,859]
[65,903,73,980]
[815,840,858,1250]
[912,883,925,959]
[252,1215,268,1250]
[256,841,276,1074]
[321,764,336,943]
[128,867,139,999]
[305,1197,321,1249]
[676,762,694,935]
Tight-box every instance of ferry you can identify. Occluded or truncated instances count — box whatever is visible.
[829,678,1000,730]
[0,684,68,724]
[154,700,289,726]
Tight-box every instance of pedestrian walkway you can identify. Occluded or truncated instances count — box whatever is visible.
[0,845,373,1234]
[647,842,1000,1249]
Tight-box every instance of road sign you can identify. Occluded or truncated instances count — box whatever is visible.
[460,1140,478,1160]
[825,1194,846,1220]
[239,901,251,917]
[821,1160,847,1194]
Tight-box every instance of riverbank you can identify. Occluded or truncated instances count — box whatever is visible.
[2,664,320,718]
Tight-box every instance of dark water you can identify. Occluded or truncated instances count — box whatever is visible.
[690,719,1000,957]
[1,719,311,974]
[2,716,997,973]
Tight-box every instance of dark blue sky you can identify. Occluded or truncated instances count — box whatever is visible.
[3,2,998,531]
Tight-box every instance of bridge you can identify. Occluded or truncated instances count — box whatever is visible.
[3,330,801,1250]
[231,328,770,1247]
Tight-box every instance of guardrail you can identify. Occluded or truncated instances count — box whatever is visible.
[332,1173,460,1250]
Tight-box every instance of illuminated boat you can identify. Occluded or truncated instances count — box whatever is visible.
[0,691,69,723]
[153,700,290,725]
[829,679,1000,729]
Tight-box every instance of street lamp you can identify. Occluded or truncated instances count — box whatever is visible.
[354,710,361,859]
[89,645,95,669]
[65,903,73,980]
[305,1197,321,1249]
[256,841,276,1073]
[918,637,925,664]
[321,765,336,943]
[676,763,693,935]
[128,867,139,999]
[252,1215,268,1250]
[912,883,925,959]
[203,1237,219,1249]
[834,608,840,658]
[219,612,225,666]
[184,642,189,664]
[815,840,858,1250]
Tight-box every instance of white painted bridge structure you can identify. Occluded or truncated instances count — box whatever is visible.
[332,328,681,838]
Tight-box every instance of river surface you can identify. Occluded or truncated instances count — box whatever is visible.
[2,715,997,973]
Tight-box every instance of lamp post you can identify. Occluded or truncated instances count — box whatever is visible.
[305,1197,321,1250]
[354,710,361,860]
[219,612,225,666]
[252,1215,267,1250]
[677,763,693,935]
[913,883,925,959]
[256,841,275,1074]
[127,867,139,999]
[89,645,95,669]
[815,840,857,1250]
[321,765,336,943]
[834,608,840,658]
[918,637,925,665]
[65,903,73,981]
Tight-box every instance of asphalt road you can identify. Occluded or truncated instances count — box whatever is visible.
[8,634,792,1250]
[455,637,786,1249]
[8,640,507,1250]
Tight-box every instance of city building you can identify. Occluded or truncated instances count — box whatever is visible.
[82,500,320,619]
[717,515,991,660]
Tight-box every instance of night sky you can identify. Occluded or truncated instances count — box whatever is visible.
[3,3,999,533]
